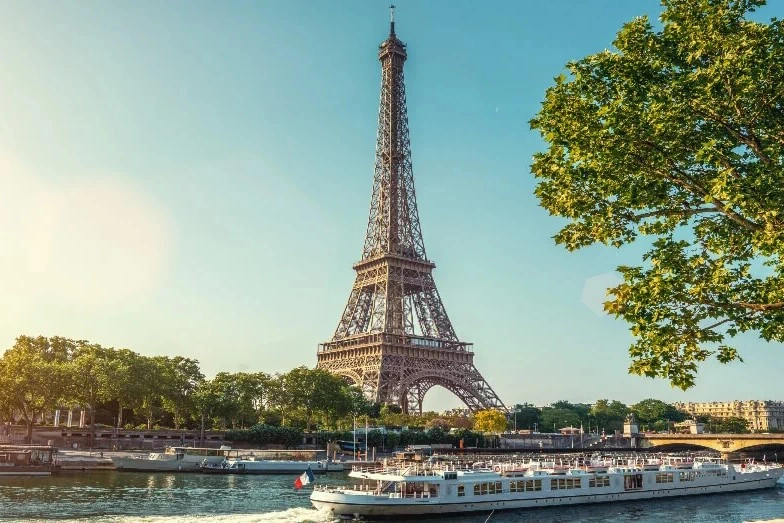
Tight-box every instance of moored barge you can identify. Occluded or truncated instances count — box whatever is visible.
[0,445,58,476]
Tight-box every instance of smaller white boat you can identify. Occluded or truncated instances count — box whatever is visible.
[112,446,232,472]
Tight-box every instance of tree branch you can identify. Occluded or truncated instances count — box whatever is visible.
[691,102,773,165]
[703,318,734,331]
[735,301,784,312]
[634,142,761,232]
[631,206,720,222]
[701,300,784,313]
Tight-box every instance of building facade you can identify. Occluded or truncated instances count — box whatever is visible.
[674,401,784,432]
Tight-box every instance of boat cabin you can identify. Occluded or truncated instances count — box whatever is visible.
[0,445,56,465]
[165,446,232,458]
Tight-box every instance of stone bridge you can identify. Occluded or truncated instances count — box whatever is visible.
[640,433,784,454]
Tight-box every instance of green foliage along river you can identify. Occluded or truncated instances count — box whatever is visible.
[2,471,784,522]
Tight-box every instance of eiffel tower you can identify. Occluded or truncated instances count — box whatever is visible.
[317,7,505,414]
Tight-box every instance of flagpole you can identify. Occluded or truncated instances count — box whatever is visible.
[353,416,356,461]
[365,416,369,462]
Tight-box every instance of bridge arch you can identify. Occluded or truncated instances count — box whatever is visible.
[643,434,784,454]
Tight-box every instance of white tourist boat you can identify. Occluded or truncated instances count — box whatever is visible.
[310,456,784,518]
[112,446,232,472]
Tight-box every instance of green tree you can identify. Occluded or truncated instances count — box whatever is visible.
[103,349,146,429]
[540,407,582,432]
[207,371,272,429]
[721,416,751,433]
[0,358,15,426]
[631,398,686,428]
[68,342,115,448]
[697,414,750,433]
[530,0,784,389]
[0,336,72,442]
[159,356,205,430]
[137,356,168,429]
[192,379,223,443]
[209,372,245,429]
[473,409,508,433]
[591,399,629,433]
[511,403,542,431]
[235,372,271,426]
[279,367,351,431]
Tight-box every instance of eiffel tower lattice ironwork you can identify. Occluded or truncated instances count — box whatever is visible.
[316,8,505,414]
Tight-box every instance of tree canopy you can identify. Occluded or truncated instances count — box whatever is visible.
[631,398,687,426]
[0,335,368,439]
[473,409,508,433]
[591,399,630,432]
[530,0,784,388]
[510,403,542,431]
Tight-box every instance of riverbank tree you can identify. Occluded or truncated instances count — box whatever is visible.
[1,334,727,439]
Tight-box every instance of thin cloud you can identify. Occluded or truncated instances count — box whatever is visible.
[581,272,623,317]
[0,148,173,312]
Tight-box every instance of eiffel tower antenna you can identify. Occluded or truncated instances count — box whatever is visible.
[317,9,505,414]
[389,4,396,35]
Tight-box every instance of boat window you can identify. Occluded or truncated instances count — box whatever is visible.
[473,482,503,495]
[457,485,465,497]
[679,471,696,482]
[588,475,610,488]
[551,478,581,490]
[655,473,674,484]
[510,479,541,492]
[623,474,643,491]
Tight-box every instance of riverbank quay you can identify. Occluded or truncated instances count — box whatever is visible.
[2,425,229,450]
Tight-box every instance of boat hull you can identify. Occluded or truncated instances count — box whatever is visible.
[111,457,201,472]
[203,460,344,474]
[0,466,51,476]
[311,472,781,518]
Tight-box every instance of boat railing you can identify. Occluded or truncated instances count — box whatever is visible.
[327,484,435,499]
[352,462,458,477]
[352,464,387,474]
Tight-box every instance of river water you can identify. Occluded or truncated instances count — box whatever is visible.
[2,471,784,522]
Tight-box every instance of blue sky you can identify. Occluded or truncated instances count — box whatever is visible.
[2,0,782,410]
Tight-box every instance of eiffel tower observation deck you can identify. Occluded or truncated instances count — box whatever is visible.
[317,7,505,414]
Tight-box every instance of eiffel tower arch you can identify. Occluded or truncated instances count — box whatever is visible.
[316,8,505,414]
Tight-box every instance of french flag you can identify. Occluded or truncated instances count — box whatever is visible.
[294,466,315,489]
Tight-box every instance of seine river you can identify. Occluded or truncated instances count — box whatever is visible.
[2,472,784,522]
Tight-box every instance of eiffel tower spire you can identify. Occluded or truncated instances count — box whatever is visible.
[317,11,505,414]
